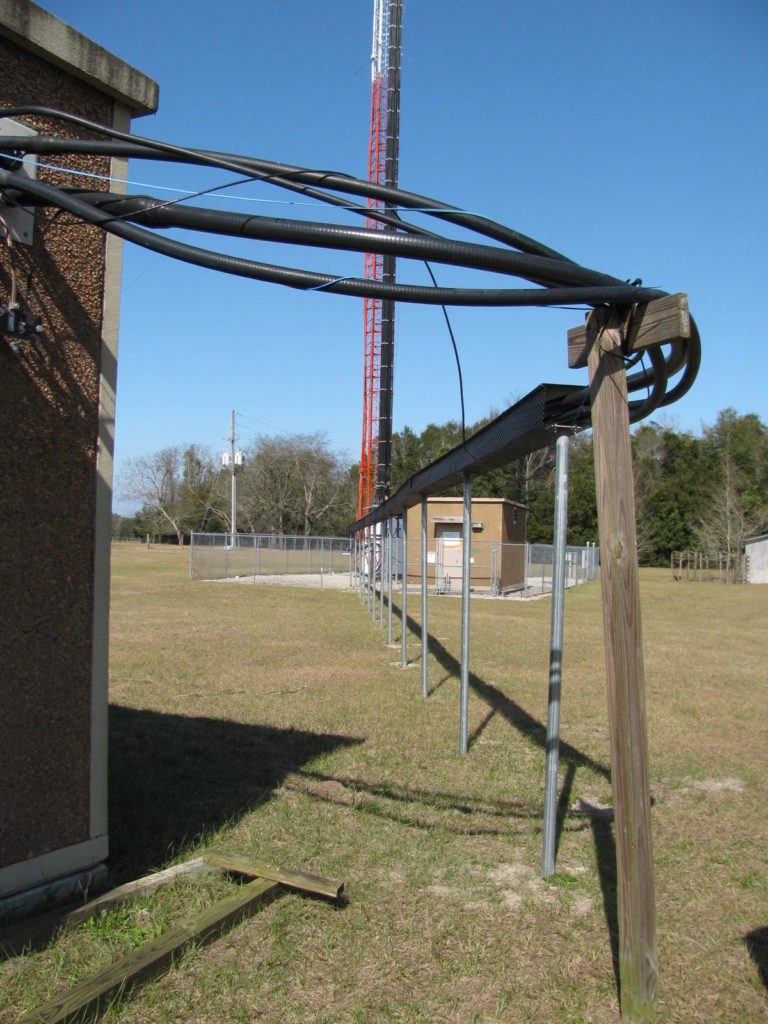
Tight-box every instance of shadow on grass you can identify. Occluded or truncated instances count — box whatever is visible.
[556,761,577,860]
[745,927,768,995]
[392,603,610,781]
[287,767,593,839]
[590,815,621,1000]
[109,705,362,883]
[428,673,452,696]
[388,601,621,989]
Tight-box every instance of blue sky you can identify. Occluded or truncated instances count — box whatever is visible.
[40,1,768,511]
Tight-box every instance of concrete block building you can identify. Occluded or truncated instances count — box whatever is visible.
[0,0,157,910]
[405,496,527,593]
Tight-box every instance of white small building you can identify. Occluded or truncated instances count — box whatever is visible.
[745,535,768,583]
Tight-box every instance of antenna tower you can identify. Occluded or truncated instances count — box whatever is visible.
[358,0,403,517]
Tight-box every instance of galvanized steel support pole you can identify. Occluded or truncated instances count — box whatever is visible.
[379,524,384,629]
[542,427,571,877]
[387,517,393,645]
[372,531,377,621]
[459,475,472,755]
[401,512,408,668]
[370,532,376,610]
[381,520,388,629]
[421,495,428,698]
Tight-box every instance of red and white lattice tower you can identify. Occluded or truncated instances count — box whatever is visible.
[358,0,402,518]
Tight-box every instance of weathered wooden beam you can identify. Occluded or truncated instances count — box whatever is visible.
[586,306,658,1023]
[0,858,212,957]
[20,876,279,1024]
[568,292,689,368]
[203,848,344,901]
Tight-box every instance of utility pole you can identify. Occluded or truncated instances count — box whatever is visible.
[230,409,236,543]
[222,409,244,546]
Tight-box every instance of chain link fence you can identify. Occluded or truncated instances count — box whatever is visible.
[190,533,352,583]
[191,532,599,597]
[403,538,599,596]
[522,542,599,596]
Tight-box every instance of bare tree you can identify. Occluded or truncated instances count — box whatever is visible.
[121,447,183,544]
[238,436,299,534]
[291,434,352,535]
[698,450,768,581]
[120,444,218,543]
[238,432,355,535]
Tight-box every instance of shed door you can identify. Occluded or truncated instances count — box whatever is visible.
[435,526,463,590]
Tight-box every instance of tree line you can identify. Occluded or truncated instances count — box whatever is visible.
[389,407,767,570]
[114,432,358,544]
[114,408,767,572]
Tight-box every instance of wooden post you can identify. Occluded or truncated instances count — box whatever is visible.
[586,306,658,1023]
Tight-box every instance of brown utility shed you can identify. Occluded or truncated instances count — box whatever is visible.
[405,496,527,593]
[0,0,158,909]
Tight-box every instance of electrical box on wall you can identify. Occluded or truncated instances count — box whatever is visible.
[0,117,38,245]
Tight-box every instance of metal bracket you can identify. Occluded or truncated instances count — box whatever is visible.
[0,117,38,245]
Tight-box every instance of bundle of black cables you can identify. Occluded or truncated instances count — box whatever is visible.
[0,106,699,427]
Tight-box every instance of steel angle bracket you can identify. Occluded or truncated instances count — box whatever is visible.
[0,118,38,245]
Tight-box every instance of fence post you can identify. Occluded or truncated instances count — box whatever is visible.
[586,306,657,1022]
[542,426,571,877]
[541,548,545,595]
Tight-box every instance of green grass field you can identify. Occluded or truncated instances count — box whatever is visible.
[2,544,766,1022]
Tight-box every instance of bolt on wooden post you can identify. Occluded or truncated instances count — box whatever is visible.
[568,294,690,1023]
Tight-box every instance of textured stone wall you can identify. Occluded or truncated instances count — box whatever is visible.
[0,36,111,868]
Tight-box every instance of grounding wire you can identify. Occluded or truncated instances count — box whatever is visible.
[423,260,467,445]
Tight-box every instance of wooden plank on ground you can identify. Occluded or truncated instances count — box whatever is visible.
[20,876,279,1024]
[568,292,689,368]
[203,848,344,901]
[0,858,211,957]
